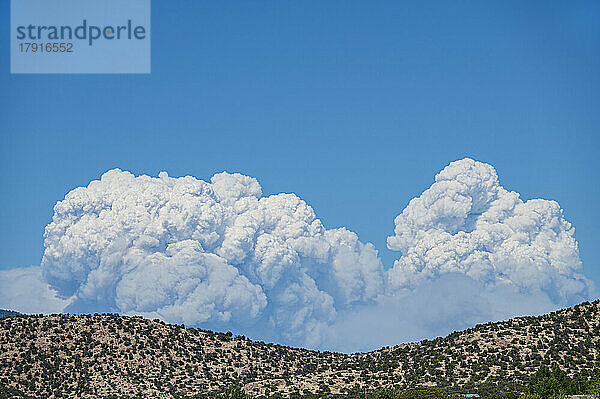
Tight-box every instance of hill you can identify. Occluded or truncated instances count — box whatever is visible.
[0,310,20,318]
[1,300,599,398]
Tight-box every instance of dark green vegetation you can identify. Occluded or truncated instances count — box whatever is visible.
[525,362,600,398]
[1,300,599,398]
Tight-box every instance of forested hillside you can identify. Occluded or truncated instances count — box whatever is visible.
[1,301,599,398]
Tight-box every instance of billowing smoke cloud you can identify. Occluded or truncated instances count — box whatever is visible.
[0,159,594,351]
[323,160,593,350]
[386,158,591,304]
[38,169,384,346]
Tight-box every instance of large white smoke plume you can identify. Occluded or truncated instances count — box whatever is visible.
[0,159,594,351]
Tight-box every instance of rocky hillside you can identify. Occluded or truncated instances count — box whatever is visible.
[1,300,599,398]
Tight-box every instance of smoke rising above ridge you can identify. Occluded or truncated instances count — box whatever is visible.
[387,158,591,304]
[0,158,594,351]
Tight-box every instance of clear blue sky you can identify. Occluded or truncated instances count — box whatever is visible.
[1,1,599,290]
